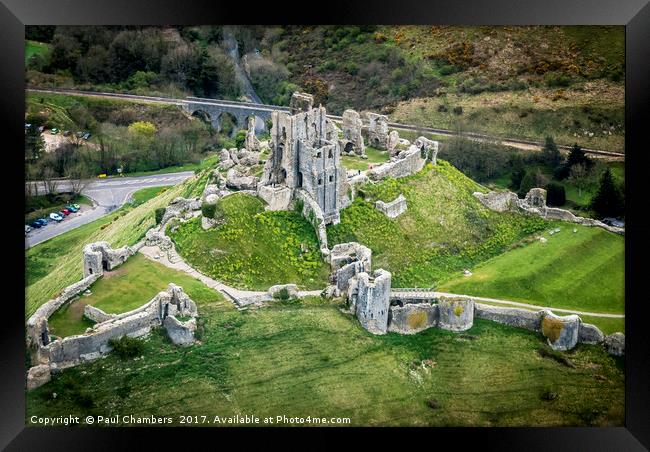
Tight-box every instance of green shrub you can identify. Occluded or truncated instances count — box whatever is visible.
[109,336,145,359]
[452,106,463,115]
[202,202,217,219]
[235,129,247,149]
[155,207,166,225]
[293,198,304,214]
[273,287,291,301]
[545,72,572,88]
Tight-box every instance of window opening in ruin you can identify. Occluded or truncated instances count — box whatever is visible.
[281,127,287,141]
[102,259,108,271]
[328,148,333,158]
[329,175,334,182]
[41,331,49,345]
[318,178,322,185]
[163,303,169,319]
[88,268,93,275]
[297,171,303,188]
[316,151,321,158]
[344,142,354,154]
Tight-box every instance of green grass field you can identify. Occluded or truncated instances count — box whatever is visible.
[328,161,551,287]
[341,146,390,171]
[169,193,330,290]
[440,226,624,314]
[25,40,50,64]
[47,254,224,338]
[26,296,624,426]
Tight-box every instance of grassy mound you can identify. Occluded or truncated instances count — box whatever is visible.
[168,193,330,291]
[327,161,550,287]
[27,297,624,426]
[440,226,624,314]
[48,254,224,338]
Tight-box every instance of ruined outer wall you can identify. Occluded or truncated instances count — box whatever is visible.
[387,303,438,334]
[375,194,407,218]
[368,147,426,180]
[355,269,392,335]
[294,189,329,259]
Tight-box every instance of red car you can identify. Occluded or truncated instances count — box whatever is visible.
[60,209,71,216]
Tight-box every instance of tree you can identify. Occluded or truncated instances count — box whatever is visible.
[545,182,566,206]
[517,170,536,198]
[568,163,589,198]
[509,153,526,190]
[41,167,59,198]
[66,161,91,195]
[541,136,562,167]
[591,168,624,218]
[566,143,591,169]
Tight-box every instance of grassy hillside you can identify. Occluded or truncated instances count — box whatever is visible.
[48,254,224,338]
[25,181,189,318]
[440,226,624,314]
[169,193,331,290]
[27,296,624,426]
[328,161,550,287]
[25,40,50,64]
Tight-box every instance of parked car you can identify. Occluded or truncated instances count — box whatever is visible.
[38,126,45,133]
[71,203,80,210]
[82,132,91,140]
[63,130,71,137]
[65,205,79,213]
[50,128,59,135]
[36,218,48,226]
[29,221,42,229]
[25,123,32,130]
[25,225,32,233]
[49,212,63,222]
[76,131,84,138]
[60,209,71,216]
[602,217,625,228]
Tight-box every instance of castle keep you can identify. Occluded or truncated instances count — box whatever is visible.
[260,93,346,225]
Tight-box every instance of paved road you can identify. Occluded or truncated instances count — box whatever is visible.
[27,87,625,159]
[390,289,624,318]
[25,172,194,249]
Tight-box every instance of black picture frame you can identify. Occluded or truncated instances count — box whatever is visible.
[2,0,648,449]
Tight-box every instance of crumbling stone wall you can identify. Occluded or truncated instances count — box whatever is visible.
[438,297,474,332]
[364,112,389,149]
[161,197,201,227]
[83,242,135,277]
[387,302,438,334]
[294,189,330,259]
[368,145,426,180]
[257,185,293,211]
[341,109,365,155]
[474,188,624,235]
[375,194,407,218]
[540,310,581,351]
[413,136,440,165]
[28,283,198,380]
[245,116,261,152]
[330,242,372,294]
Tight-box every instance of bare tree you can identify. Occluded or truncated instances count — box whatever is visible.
[42,167,59,197]
[66,161,91,195]
[568,163,588,198]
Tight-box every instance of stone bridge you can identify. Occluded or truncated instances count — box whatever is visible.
[183,97,291,134]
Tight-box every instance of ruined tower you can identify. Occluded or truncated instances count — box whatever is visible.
[261,92,346,224]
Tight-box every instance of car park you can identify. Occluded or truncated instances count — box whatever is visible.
[50,212,63,222]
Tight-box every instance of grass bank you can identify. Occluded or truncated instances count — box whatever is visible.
[439,226,624,315]
[26,297,624,426]
[169,193,330,291]
[328,161,551,287]
[25,181,191,318]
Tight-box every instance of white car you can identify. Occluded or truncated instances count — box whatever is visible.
[25,225,31,234]
[49,212,64,222]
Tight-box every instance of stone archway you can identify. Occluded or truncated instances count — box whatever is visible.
[217,112,239,136]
